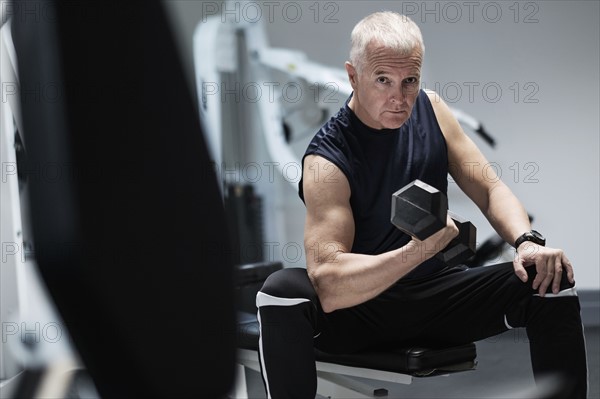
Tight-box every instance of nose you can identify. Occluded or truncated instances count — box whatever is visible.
[390,85,407,104]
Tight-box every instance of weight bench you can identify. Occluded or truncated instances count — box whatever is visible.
[232,313,477,398]
[231,262,477,398]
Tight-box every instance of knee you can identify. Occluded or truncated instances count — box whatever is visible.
[524,265,576,293]
[258,267,317,302]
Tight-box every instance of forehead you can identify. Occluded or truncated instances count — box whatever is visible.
[363,43,423,74]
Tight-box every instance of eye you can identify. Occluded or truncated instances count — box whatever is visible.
[376,76,390,84]
[404,77,419,85]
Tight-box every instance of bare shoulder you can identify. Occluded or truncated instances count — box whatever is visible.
[422,89,464,144]
[302,155,351,209]
[423,92,500,200]
[424,89,454,123]
[424,88,442,103]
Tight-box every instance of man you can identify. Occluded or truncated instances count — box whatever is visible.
[256,11,588,398]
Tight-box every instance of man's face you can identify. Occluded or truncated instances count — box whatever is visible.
[346,43,423,130]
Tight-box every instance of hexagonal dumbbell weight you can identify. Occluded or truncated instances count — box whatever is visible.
[391,179,476,267]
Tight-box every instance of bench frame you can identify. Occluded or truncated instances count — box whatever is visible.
[231,348,477,398]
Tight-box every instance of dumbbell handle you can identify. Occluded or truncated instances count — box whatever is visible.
[448,211,465,228]
[436,211,476,267]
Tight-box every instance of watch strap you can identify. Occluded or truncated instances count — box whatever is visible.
[515,230,546,248]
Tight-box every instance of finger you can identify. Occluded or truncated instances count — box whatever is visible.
[552,256,563,294]
[513,253,528,283]
[532,267,543,292]
[537,257,555,297]
[562,253,575,284]
[531,254,544,291]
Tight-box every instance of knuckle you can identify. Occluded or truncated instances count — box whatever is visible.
[541,270,551,279]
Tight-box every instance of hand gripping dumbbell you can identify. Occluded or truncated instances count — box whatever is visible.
[390,179,477,267]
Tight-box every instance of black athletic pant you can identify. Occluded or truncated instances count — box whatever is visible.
[256,263,588,398]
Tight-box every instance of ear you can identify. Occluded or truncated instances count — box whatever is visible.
[345,61,358,90]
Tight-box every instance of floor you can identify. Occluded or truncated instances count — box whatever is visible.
[243,326,599,399]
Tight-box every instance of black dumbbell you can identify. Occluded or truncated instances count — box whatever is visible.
[390,179,476,267]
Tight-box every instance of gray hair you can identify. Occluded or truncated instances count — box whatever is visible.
[349,12,424,73]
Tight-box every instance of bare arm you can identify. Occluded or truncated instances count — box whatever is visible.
[426,90,574,295]
[303,154,458,313]
[425,90,531,246]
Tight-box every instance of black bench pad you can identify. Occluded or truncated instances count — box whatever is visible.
[237,312,476,376]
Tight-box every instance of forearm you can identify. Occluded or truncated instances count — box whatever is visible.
[485,183,531,246]
[308,241,432,313]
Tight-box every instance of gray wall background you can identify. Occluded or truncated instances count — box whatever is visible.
[165,0,600,290]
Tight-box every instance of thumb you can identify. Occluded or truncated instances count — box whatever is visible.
[513,253,528,283]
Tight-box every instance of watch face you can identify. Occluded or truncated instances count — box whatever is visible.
[531,230,544,240]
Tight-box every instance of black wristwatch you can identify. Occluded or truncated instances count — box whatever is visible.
[514,230,546,249]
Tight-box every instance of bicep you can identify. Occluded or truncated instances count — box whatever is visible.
[302,155,354,272]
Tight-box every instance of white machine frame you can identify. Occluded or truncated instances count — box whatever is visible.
[0,19,82,398]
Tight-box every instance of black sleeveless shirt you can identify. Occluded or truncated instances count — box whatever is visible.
[299,90,449,278]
